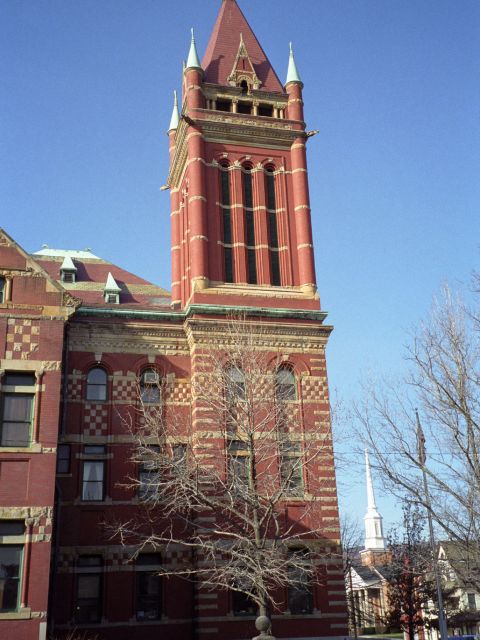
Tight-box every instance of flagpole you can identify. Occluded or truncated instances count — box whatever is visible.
[415,410,449,640]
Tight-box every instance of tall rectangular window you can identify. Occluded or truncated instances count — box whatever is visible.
[0,278,4,304]
[280,442,303,497]
[82,461,105,501]
[265,169,281,286]
[288,550,313,615]
[0,521,25,613]
[0,372,35,447]
[220,166,234,283]
[244,169,257,284]
[136,554,162,621]
[57,444,71,474]
[75,555,103,624]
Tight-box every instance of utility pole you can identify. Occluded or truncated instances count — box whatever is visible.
[416,410,449,640]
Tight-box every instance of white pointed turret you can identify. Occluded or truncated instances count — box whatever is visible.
[168,90,179,132]
[60,255,77,283]
[285,42,302,86]
[186,28,202,70]
[364,450,385,551]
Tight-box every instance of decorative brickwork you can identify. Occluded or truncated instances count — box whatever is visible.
[5,318,40,360]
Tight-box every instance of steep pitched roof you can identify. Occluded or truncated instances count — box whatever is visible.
[33,247,170,308]
[202,0,283,93]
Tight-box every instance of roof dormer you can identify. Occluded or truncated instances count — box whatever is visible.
[60,255,77,283]
[104,272,121,304]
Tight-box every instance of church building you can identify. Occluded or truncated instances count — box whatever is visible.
[0,2,347,639]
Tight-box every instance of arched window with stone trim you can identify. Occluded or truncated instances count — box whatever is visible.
[86,367,108,402]
[140,368,161,404]
[219,163,234,283]
[275,365,297,403]
[243,164,257,284]
[265,166,281,286]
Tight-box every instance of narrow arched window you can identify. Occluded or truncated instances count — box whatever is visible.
[226,366,245,401]
[276,366,296,402]
[86,368,107,401]
[0,278,5,303]
[265,167,281,286]
[220,164,234,283]
[140,369,161,404]
[243,166,257,284]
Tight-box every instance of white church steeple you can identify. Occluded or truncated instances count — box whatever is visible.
[364,450,385,550]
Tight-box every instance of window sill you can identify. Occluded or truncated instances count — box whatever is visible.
[0,444,42,454]
[0,608,32,620]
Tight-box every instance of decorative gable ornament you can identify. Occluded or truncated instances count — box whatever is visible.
[227,34,261,91]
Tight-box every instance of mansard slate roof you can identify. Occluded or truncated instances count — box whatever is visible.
[202,0,283,93]
[33,247,170,308]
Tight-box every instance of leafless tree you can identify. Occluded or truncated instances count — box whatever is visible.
[340,515,363,637]
[114,317,339,627]
[353,284,480,587]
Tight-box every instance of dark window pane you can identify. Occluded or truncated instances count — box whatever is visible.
[139,470,159,500]
[276,368,296,402]
[1,394,33,447]
[0,521,25,536]
[281,456,303,496]
[216,100,231,112]
[220,169,230,206]
[137,554,161,566]
[76,574,102,623]
[84,445,106,455]
[0,545,22,611]
[86,368,107,401]
[0,279,4,304]
[258,104,273,117]
[268,212,278,248]
[233,590,257,616]
[57,444,71,473]
[136,571,161,621]
[243,171,253,209]
[224,247,234,283]
[140,370,161,404]
[77,555,102,567]
[82,461,105,501]
[247,249,257,285]
[270,251,281,286]
[4,373,35,386]
[223,211,232,245]
[237,102,252,114]
[288,556,313,614]
[266,171,276,211]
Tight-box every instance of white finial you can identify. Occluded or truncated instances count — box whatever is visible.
[186,27,202,70]
[285,41,302,86]
[168,90,180,132]
[363,450,385,551]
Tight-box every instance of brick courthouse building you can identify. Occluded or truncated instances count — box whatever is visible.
[0,1,347,638]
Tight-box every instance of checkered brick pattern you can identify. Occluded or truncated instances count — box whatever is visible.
[112,377,136,402]
[83,403,109,436]
[31,514,52,537]
[165,379,191,404]
[5,318,40,360]
[106,551,130,567]
[301,375,328,401]
[67,375,82,401]
[137,404,162,427]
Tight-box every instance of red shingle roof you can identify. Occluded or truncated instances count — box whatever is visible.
[202,0,283,93]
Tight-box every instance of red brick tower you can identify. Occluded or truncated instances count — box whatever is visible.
[169,0,318,312]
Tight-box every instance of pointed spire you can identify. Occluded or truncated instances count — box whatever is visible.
[285,41,302,86]
[202,0,283,92]
[363,450,385,551]
[168,90,179,132]
[186,28,202,70]
[365,449,377,510]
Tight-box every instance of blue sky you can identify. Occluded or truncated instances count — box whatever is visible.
[2,0,479,531]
